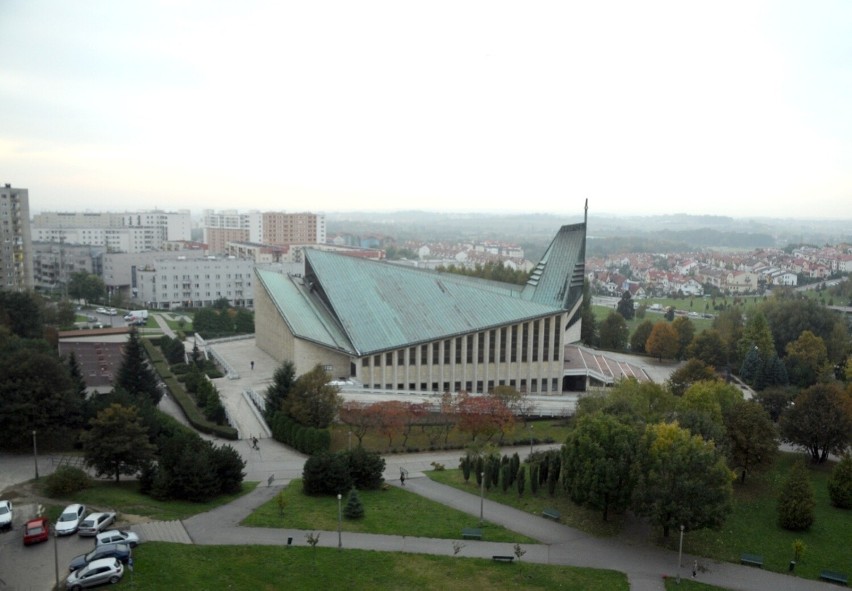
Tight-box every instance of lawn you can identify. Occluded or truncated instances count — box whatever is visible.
[328,417,571,454]
[673,453,851,580]
[126,543,629,591]
[427,469,623,537]
[62,480,258,521]
[243,479,535,543]
[663,577,731,591]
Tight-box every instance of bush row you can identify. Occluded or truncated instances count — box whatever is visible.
[269,411,330,455]
[143,339,238,440]
[302,448,386,495]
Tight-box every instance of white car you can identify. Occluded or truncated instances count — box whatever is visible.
[65,557,123,589]
[77,512,115,537]
[0,500,12,530]
[95,530,140,548]
[95,307,107,314]
[56,504,87,536]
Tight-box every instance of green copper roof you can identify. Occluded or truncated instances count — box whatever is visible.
[256,223,586,356]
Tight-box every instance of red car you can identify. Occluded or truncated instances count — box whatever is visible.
[23,517,49,545]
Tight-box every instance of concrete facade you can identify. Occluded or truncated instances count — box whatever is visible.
[136,256,255,309]
[0,183,33,291]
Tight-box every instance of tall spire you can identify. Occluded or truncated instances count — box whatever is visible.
[584,198,588,225]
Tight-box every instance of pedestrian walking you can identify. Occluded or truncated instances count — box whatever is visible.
[250,360,255,371]
[251,436,259,450]
[692,560,697,578]
[400,467,406,486]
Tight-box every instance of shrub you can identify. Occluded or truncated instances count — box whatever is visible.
[778,460,815,531]
[43,466,91,498]
[343,447,385,491]
[827,454,852,509]
[302,452,352,495]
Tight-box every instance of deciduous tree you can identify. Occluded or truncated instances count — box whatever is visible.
[283,365,342,428]
[784,330,830,388]
[630,320,654,354]
[777,460,815,531]
[646,322,679,361]
[780,383,852,463]
[633,422,733,537]
[456,392,514,442]
[724,400,777,483]
[687,329,728,369]
[562,413,639,521]
[827,454,852,509]
[82,404,156,482]
[598,312,629,351]
[671,316,695,360]
[666,359,717,397]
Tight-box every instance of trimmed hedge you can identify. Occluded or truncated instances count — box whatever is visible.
[269,412,330,455]
[142,338,238,440]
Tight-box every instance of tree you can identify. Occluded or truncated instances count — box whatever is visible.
[632,422,733,537]
[780,383,852,463]
[66,351,88,401]
[724,400,778,484]
[282,365,342,428]
[210,444,246,494]
[671,316,695,360]
[114,329,161,406]
[580,281,598,346]
[265,360,296,419]
[82,404,156,482]
[598,312,629,351]
[616,290,635,320]
[753,386,797,422]
[666,359,716,397]
[784,330,830,388]
[737,312,775,365]
[646,322,679,361]
[371,400,407,449]
[630,320,654,354]
[777,460,815,531]
[67,272,105,304]
[339,401,374,447]
[0,291,43,338]
[686,329,728,369]
[761,297,848,361]
[827,454,852,509]
[562,413,639,521]
[344,488,365,519]
[456,392,515,442]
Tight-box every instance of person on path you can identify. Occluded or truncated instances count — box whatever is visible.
[400,468,406,486]
[251,436,259,450]
[692,560,697,578]
[250,360,255,371]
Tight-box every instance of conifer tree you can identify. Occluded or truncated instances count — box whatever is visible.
[827,454,852,509]
[344,488,364,519]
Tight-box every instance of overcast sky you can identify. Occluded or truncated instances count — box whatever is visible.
[2,1,851,219]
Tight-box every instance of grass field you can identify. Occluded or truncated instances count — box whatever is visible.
[663,577,731,591]
[675,453,851,580]
[428,452,852,582]
[126,543,630,591]
[427,469,623,537]
[242,479,535,543]
[63,480,258,521]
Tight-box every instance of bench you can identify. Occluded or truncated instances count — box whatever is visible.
[542,508,561,521]
[820,570,848,586]
[740,553,763,568]
[461,528,482,540]
[492,555,514,563]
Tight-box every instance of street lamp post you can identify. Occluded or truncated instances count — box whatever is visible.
[528,424,534,457]
[52,525,59,589]
[337,493,343,549]
[32,430,38,479]
[479,471,485,525]
[677,524,684,584]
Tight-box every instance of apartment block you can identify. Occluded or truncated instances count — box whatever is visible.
[0,184,34,291]
[135,256,255,309]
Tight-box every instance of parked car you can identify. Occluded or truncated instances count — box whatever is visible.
[0,499,12,530]
[77,512,115,537]
[65,557,123,590]
[69,542,131,572]
[56,504,87,536]
[95,530,140,548]
[95,308,107,314]
[23,517,49,545]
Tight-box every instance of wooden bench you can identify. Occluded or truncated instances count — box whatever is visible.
[820,570,848,586]
[491,555,514,563]
[542,508,561,521]
[740,553,763,568]
[461,528,482,540]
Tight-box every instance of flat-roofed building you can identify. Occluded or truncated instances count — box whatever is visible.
[0,183,33,291]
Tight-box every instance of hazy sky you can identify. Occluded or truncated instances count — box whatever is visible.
[2,1,851,218]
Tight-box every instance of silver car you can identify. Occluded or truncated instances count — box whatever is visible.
[56,504,87,536]
[65,557,123,590]
[77,512,115,537]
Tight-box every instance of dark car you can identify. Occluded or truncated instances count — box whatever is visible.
[68,543,131,572]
